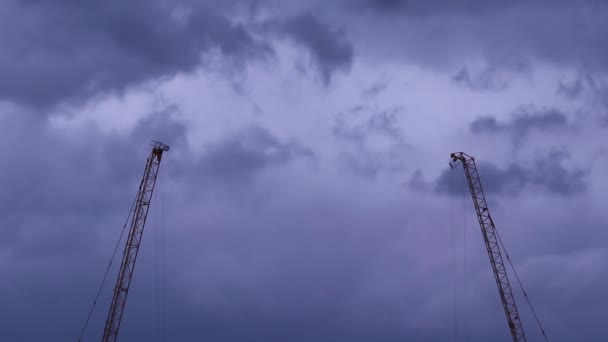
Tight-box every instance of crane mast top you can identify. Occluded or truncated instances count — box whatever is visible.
[102,141,169,342]
[450,152,526,342]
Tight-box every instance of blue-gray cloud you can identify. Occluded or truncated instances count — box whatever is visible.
[0,0,271,108]
[470,107,569,147]
[452,62,531,91]
[557,72,608,124]
[342,1,608,75]
[352,0,553,14]
[333,105,409,179]
[270,12,354,83]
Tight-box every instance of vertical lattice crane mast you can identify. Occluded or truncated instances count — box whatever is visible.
[102,142,169,342]
[449,152,526,342]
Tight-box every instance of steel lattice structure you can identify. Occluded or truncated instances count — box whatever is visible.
[102,141,169,342]
[450,152,526,342]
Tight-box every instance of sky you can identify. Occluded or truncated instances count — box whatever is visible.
[1,0,608,341]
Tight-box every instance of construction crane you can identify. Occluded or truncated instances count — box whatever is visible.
[449,152,526,342]
[102,141,169,342]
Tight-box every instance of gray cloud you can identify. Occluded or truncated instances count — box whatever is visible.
[271,12,354,83]
[0,0,270,108]
[558,76,588,100]
[340,1,608,74]
[452,62,530,91]
[557,72,608,124]
[334,106,403,143]
[470,107,569,147]
[557,72,605,100]
[362,80,390,98]
[191,125,315,184]
[353,0,553,14]
[333,105,409,179]
[434,150,589,196]
[452,67,505,91]
[405,169,427,191]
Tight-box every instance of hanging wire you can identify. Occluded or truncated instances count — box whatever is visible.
[78,193,139,342]
[495,229,550,342]
[161,108,169,342]
[160,161,167,342]
[154,165,168,342]
[155,175,160,342]
[463,190,469,342]
[148,152,168,342]
[450,172,458,342]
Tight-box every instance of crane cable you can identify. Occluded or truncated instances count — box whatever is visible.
[155,172,160,341]
[462,189,469,342]
[451,173,472,342]
[155,162,167,342]
[450,173,458,342]
[495,229,550,342]
[152,164,168,342]
[155,164,167,342]
[160,163,167,342]
[78,193,139,342]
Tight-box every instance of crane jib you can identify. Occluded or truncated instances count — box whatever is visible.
[102,141,169,342]
[450,152,527,342]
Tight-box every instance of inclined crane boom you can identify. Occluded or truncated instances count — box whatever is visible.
[449,152,526,342]
[102,141,169,342]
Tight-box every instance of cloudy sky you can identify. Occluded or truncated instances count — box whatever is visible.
[1,0,608,341]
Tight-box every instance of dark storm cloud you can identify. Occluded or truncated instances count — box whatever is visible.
[271,12,354,82]
[191,125,315,183]
[342,1,608,74]
[353,0,551,13]
[0,0,270,108]
[434,150,588,196]
[470,107,569,147]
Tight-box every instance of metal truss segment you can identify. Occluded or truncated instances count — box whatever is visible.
[450,152,526,342]
[102,142,169,342]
